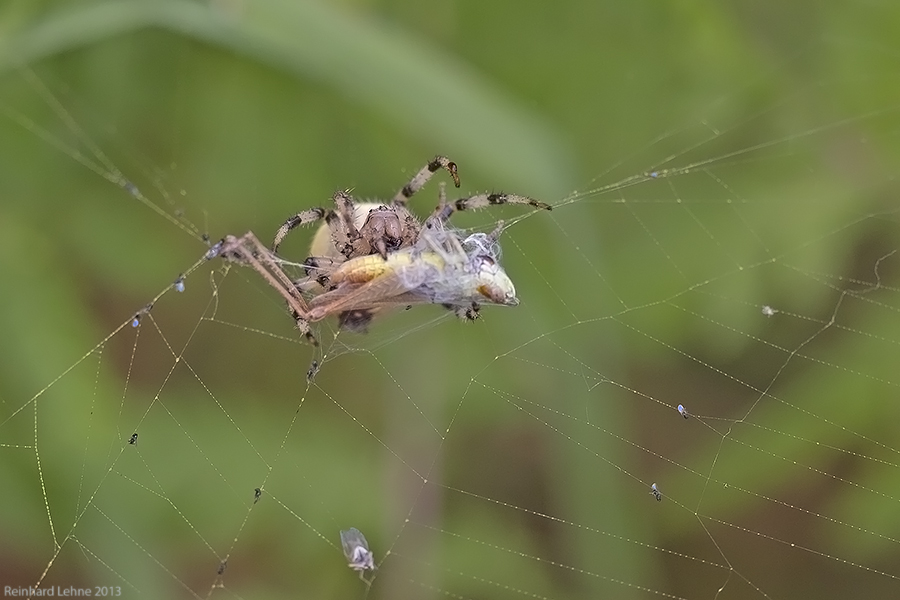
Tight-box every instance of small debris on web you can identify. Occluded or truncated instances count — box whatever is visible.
[677,404,688,419]
[340,527,375,582]
[306,360,319,383]
[205,239,224,260]
[128,433,138,445]
[131,303,153,328]
[650,483,662,501]
[761,305,776,317]
[173,275,185,293]
[123,181,140,197]
[253,488,262,504]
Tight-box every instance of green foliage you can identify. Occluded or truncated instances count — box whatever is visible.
[1,1,900,598]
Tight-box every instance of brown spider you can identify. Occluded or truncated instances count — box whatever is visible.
[273,156,550,259]
[271,156,552,332]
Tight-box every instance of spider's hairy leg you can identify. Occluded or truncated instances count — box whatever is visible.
[444,302,481,321]
[333,190,360,244]
[391,155,460,206]
[419,223,467,264]
[487,220,506,241]
[273,207,336,253]
[427,192,552,225]
[220,232,319,345]
[300,255,342,290]
[273,189,363,256]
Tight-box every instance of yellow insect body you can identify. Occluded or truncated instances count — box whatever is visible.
[306,230,517,323]
[327,249,443,286]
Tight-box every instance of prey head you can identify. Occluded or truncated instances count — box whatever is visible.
[472,254,518,306]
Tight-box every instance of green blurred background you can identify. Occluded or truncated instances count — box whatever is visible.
[2,1,900,598]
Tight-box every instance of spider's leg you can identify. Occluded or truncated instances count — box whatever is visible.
[289,309,319,346]
[391,155,460,206]
[444,302,481,321]
[222,233,301,305]
[419,225,466,265]
[300,255,343,290]
[272,208,338,253]
[221,232,319,346]
[487,220,506,241]
[422,181,450,234]
[333,190,360,242]
[427,192,552,226]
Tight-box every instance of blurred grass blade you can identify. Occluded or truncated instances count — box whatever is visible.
[0,0,572,197]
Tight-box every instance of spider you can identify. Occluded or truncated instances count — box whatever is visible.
[271,155,551,331]
[272,156,550,259]
[217,221,519,345]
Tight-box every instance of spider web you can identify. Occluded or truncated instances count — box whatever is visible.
[2,27,900,600]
